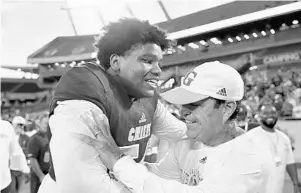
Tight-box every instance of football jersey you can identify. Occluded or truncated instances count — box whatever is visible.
[48,63,158,180]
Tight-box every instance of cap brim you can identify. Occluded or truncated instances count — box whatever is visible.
[160,87,208,105]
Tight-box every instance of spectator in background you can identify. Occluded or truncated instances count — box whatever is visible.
[26,120,38,137]
[27,113,50,193]
[12,116,30,156]
[281,101,294,117]
[243,66,301,119]
[236,104,260,131]
[274,94,284,112]
[0,120,29,193]
[10,116,30,193]
[249,104,300,193]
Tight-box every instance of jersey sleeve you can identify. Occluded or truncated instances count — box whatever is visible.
[146,140,181,181]
[49,100,126,193]
[152,101,187,141]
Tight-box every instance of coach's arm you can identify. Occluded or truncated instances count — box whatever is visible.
[48,100,128,193]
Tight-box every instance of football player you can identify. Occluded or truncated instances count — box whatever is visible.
[38,18,187,193]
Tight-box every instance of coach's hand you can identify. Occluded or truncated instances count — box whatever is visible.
[77,109,122,170]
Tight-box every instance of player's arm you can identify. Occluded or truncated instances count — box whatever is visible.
[113,152,273,193]
[145,140,182,181]
[113,155,232,193]
[49,100,129,193]
[77,132,264,193]
[152,101,187,141]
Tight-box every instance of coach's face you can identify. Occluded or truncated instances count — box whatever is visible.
[110,43,163,98]
[181,98,227,145]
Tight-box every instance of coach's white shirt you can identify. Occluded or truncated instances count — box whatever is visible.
[38,100,186,193]
[248,127,295,193]
[147,140,206,184]
[113,130,276,193]
[0,120,29,190]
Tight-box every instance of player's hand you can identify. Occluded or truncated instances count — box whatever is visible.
[74,133,120,170]
[79,108,119,151]
[78,109,122,170]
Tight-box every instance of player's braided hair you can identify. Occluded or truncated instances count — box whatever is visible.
[94,18,174,70]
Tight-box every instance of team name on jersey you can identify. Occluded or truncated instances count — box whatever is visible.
[128,123,151,142]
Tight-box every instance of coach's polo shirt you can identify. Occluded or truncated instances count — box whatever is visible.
[113,131,276,193]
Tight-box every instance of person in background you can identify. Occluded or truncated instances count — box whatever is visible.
[249,104,301,193]
[236,104,260,131]
[12,116,30,156]
[273,94,284,112]
[10,116,30,193]
[0,120,29,193]
[27,114,50,193]
[26,120,38,138]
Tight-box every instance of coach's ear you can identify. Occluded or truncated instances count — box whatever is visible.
[222,101,237,124]
[109,54,121,72]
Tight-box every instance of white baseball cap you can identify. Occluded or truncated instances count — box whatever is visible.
[161,61,244,105]
[12,116,26,126]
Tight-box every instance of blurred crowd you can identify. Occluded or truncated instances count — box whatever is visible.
[243,67,301,120]
[159,66,301,121]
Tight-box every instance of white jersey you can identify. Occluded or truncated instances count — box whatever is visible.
[114,131,276,193]
[248,127,295,193]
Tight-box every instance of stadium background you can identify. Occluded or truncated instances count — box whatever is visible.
[1,1,301,192]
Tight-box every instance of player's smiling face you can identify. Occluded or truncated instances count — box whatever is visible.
[116,43,163,98]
